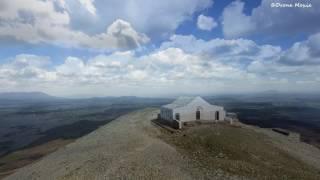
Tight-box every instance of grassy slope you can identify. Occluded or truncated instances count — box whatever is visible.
[159,124,320,180]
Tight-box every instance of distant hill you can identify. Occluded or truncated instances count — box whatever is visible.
[0,92,60,101]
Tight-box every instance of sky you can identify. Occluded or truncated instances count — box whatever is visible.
[0,0,319,97]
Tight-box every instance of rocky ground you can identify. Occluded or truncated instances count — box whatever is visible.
[4,108,200,180]
[0,139,73,179]
[244,124,320,172]
[4,108,320,180]
[159,123,320,179]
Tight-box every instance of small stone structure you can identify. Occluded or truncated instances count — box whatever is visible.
[225,112,239,125]
[272,128,300,141]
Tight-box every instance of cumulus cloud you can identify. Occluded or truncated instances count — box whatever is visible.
[159,34,320,92]
[160,34,282,67]
[2,0,319,96]
[279,32,320,65]
[69,0,213,37]
[246,32,320,77]
[0,47,255,96]
[0,0,213,49]
[79,0,96,15]
[197,14,217,31]
[221,1,255,38]
[0,54,56,86]
[1,32,320,96]
[0,0,149,50]
[222,0,320,38]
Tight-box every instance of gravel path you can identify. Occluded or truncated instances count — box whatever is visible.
[4,108,201,180]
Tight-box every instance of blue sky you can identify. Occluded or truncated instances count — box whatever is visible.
[0,0,319,97]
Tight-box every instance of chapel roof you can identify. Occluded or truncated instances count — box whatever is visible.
[162,96,200,109]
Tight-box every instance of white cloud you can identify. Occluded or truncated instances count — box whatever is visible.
[0,54,57,85]
[279,32,320,65]
[10,54,51,68]
[150,48,199,65]
[197,14,217,31]
[160,34,282,67]
[221,1,255,38]
[79,0,96,15]
[222,0,320,38]
[0,0,149,50]
[0,48,254,96]
[56,57,85,76]
[72,0,213,37]
[128,70,148,81]
[1,33,320,96]
[0,0,213,49]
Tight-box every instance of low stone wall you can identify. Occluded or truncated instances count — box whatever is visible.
[181,119,241,129]
[156,114,240,130]
[272,128,300,142]
[151,118,177,133]
[182,120,216,126]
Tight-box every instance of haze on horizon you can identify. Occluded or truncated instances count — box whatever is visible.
[0,0,319,97]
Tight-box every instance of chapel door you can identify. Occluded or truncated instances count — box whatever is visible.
[196,110,200,120]
[215,111,220,120]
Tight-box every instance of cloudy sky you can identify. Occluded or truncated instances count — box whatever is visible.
[0,0,319,97]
